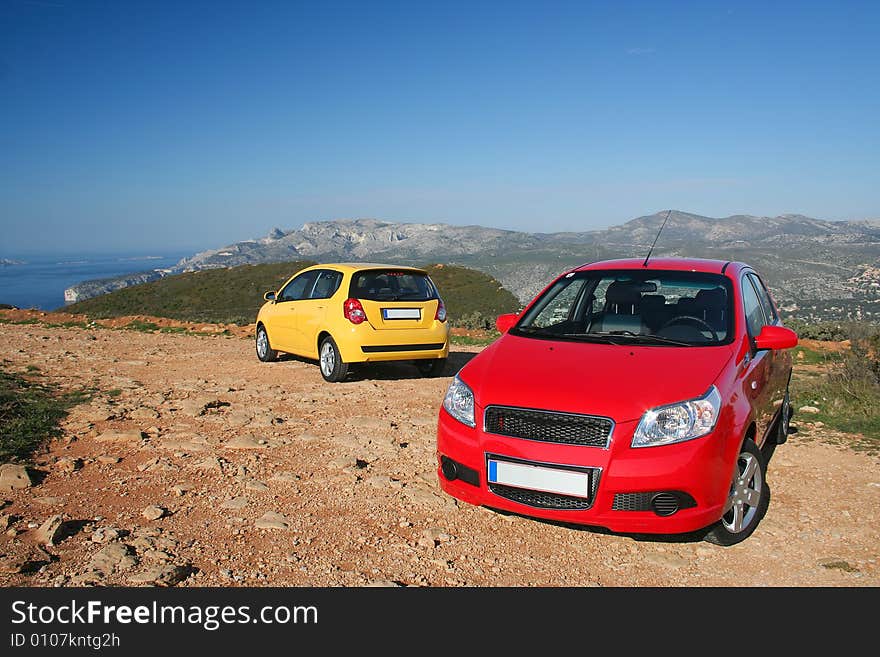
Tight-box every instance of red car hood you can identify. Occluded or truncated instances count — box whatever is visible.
[460,334,735,423]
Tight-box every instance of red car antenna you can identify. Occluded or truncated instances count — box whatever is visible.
[642,209,673,267]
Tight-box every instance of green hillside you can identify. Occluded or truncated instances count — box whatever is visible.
[423,264,520,326]
[66,261,316,325]
[65,261,520,327]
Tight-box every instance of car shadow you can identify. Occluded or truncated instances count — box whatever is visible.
[484,489,772,546]
[275,349,479,382]
[484,507,710,544]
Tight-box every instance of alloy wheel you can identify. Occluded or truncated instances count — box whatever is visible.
[320,341,335,377]
[721,452,763,534]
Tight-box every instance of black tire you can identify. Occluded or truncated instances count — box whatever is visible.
[774,384,792,445]
[415,358,447,377]
[319,336,349,383]
[703,439,770,546]
[255,325,278,362]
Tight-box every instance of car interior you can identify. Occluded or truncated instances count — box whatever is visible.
[587,280,729,341]
[524,276,731,343]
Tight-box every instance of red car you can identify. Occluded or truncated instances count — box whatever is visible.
[436,258,797,545]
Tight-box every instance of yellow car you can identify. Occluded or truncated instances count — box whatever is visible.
[255,263,450,382]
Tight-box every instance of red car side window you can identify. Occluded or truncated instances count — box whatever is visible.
[741,276,766,337]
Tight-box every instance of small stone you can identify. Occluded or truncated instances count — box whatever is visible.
[0,463,33,490]
[245,480,269,492]
[130,564,191,587]
[255,511,289,530]
[0,557,27,574]
[96,429,145,442]
[34,496,64,506]
[221,497,249,510]
[798,406,820,414]
[34,514,64,545]
[172,483,194,496]
[130,407,160,420]
[269,471,300,483]
[142,505,166,521]
[329,456,357,470]
[644,552,690,569]
[363,580,403,587]
[224,435,267,450]
[194,457,223,471]
[91,527,123,543]
[89,542,138,574]
[54,456,82,473]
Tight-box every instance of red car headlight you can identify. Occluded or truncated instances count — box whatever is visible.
[632,386,721,448]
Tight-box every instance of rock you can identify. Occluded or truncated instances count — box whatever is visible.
[176,399,207,417]
[172,482,194,496]
[245,479,269,492]
[0,514,12,531]
[351,416,390,430]
[221,497,249,510]
[422,527,451,543]
[0,463,33,490]
[269,471,300,483]
[89,542,138,574]
[255,511,289,530]
[129,407,160,420]
[129,564,191,586]
[363,580,403,587]
[644,552,690,569]
[91,527,124,543]
[54,456,82,473]
[142,505,166,521]
[798,405,821,414]
[365,475,392,488]
[194,457,223,471]
[158,434,210,452]
[97,455,121,464]
[34,496,64,506]
[224,435,267,450]
[329,456,357,470]
[34,514,64,545]
[96,429,144,442]
[0,557,27,574]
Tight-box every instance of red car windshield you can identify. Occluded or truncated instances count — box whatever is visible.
[513,270,734,346]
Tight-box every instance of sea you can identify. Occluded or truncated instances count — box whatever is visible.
[0,252,193,311]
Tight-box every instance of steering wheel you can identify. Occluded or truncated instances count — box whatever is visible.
[659,315,719,341]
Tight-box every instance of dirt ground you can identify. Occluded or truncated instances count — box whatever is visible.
[1,312,878,587]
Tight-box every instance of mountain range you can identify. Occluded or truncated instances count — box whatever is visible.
[65,211,880,322]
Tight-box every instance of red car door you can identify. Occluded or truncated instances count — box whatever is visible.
[740,274,777,445]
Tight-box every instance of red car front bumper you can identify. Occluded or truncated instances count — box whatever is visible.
[436,406,736,535]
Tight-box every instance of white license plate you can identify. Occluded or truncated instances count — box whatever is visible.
[487,457,591,498]
[382,308,421,320]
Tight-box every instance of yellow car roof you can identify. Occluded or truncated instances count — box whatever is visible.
[305,263,428,274]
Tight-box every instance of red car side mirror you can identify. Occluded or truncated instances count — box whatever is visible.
[754,325,798,351]
[495,312,519,334]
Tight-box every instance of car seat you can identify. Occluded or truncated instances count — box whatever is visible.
[694,287,727,333]
[593,281,646,334]
[640,294,668,333]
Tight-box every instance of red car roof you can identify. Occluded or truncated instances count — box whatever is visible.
[574,257,746,275]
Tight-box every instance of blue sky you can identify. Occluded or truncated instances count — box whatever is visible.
[1,0,878,255]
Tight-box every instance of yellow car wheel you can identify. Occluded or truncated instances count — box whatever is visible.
[319,336,349,383]
[256,325,277,362]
